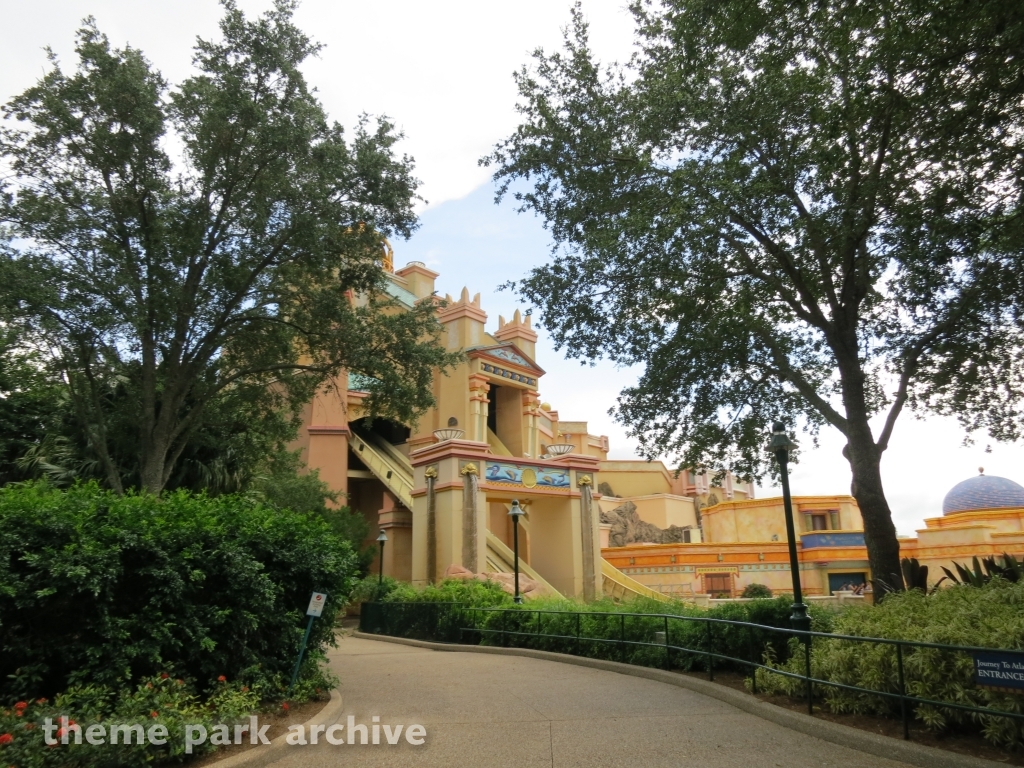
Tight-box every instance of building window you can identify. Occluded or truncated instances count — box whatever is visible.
[704,574,732,598]
[803,511,841,531]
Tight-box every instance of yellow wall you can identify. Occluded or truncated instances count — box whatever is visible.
[599,461,676,497]
[702,495,863,543]
[898,507,1024,588]
[630,494,699,530]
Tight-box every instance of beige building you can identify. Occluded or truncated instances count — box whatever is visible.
[293,257,746,601]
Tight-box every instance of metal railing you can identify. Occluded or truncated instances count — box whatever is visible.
[359,601,1024,742]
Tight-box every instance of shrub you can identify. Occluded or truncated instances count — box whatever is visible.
[363,587,833,674]
[755,580,1024,749]
[349,575,403,607]
[741,583,773,599]
[380,578,513,608]
[0,482,360,702]
[0,674,260,767]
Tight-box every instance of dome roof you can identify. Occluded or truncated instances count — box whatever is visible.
[942,471,1024,515]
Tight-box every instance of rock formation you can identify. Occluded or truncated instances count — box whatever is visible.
[443,564,541,598]
[600,500,693,548]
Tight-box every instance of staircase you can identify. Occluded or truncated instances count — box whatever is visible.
[348,428,414,509]
[348,428,661,603]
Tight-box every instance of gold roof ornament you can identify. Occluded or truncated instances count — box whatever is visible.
[460,463,478,476]
[342,222,393,273]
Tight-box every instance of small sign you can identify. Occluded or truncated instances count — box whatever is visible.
[974,652,1024,693]
[306,592,327,617]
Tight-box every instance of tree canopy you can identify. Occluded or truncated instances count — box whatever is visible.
[485,0,1024,591]
[1,0,459,494]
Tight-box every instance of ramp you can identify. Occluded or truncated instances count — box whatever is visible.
[601,558,672,603]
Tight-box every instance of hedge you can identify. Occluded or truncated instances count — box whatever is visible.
[0,482,360,703]
[756,579,1024,749]
[363,582,833,673]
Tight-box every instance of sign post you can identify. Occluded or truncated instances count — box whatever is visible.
[289,592,327,692]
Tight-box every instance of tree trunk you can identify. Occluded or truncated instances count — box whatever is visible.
[139,449,167,496]
[844,435,903,594]
[833,329,904,596]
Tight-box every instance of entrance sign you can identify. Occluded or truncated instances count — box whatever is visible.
[307,592,327,617]
[974,652,1024,693]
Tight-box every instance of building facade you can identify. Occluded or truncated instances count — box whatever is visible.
[293,253,1020,601]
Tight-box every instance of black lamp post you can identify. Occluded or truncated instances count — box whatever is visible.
[508,500,525,604]
[768,421,811,636]
[376,529,388,596]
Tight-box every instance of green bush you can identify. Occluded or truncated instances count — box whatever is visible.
[755,580,1024,749]
[741,583,773,599]
[0,482,360,702]
[363,588,832,674]
[0,674,260,767]
[349,575,404,606]
[380,578,513,607]
[357,579,513,642]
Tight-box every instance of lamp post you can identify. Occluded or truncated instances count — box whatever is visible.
[768,421,811,636]
[376,529,388,597]
[508,500,526,604]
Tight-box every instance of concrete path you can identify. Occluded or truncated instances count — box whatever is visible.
[262,635,915,768]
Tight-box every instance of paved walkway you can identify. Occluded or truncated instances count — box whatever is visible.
[263,635,914,768]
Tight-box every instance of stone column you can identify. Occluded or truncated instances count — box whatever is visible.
[578,474,597,601]
[425,466,438,583]
[461,462,479,570]
[468,374,490,443]
[522,390,541,457]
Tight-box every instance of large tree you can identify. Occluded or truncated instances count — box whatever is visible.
[485,0,1024,591]
[1,1,459,494]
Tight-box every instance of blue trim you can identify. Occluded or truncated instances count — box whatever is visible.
[801,531,865,548]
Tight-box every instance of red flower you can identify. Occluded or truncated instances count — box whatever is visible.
[281,703,289,711]
[68,720,76,727]
[146,683,153,689]
[175,679,184,686]
[217,675,227,683]
[56,727,66,739]
[160,673,169,679]
[13,703,26,711]
[35,698,47,705]
[241,686,249,692]
[24,723,35,731]
[150,711,158,719]
[0,733,12,745]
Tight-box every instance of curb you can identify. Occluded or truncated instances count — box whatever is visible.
[354,631,1004,768]
[204,688,344,768]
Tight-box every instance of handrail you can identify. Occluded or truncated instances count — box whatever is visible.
[360,601,1024,743]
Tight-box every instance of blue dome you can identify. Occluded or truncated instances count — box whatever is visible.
[942,473,1024,515]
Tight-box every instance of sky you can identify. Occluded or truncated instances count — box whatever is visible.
[2,0,1021,535]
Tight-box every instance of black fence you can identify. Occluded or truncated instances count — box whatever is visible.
[359,601,1024,742]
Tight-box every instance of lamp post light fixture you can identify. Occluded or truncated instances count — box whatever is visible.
[767,421,811,637]
[508,500,526,604]
[376,529,388,596]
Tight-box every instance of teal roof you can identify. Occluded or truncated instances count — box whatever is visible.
[386,280,417,307]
